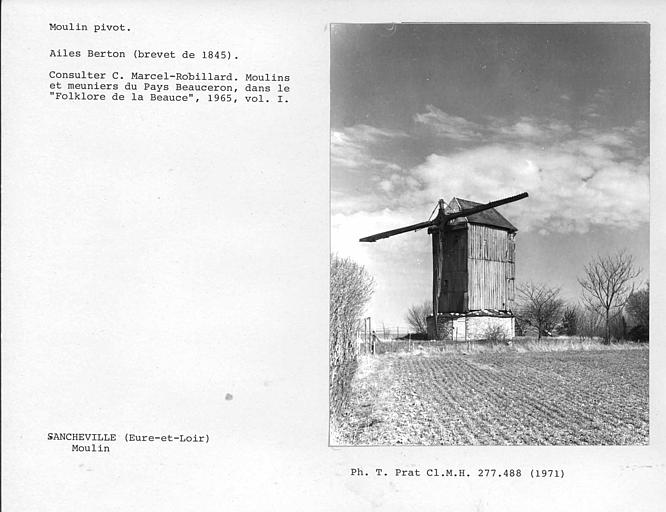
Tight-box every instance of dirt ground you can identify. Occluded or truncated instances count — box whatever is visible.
[332,348,649,446]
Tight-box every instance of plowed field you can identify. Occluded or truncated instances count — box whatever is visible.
[334,349,648,445]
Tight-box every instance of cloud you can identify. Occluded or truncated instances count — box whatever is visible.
[341,124,408,143]
[414,105,483,141]
[410,141,648,234]
[488,115,579,143]
[588,132,628,147]
[330,115,648,327]
[332,109,649,255]
[497,118,544,138]
[331,124,407,171]
[332,207,433,269]
[418,109,573,144]
[581,88,614,120]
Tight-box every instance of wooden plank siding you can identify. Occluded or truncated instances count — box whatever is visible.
[435,224,516,313]
[468,260,508,310]
[506,234,516,307]
[466,224,514,311]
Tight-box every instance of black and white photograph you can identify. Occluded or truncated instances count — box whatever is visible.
[4,3,666,510]
[330,24,650,446]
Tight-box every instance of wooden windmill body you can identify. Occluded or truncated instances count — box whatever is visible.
[360,192,528,340]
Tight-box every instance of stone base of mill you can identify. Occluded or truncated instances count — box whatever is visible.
[426,311,515,341]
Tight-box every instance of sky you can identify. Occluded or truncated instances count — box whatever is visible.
[330,24,650,329]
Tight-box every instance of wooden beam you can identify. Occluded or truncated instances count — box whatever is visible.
[359,219,436,242]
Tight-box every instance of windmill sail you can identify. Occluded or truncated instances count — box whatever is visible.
[359,192,528,242]
[359,219,437,242]
[441,192,528,224]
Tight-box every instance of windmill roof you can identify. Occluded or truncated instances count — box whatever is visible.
[448,198,518,232]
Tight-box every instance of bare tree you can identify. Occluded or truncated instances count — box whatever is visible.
[405,301,431,335]
[578,251,640,344]
[577,307,603,340]
[516,282,564,340]
[329,254,375,416]
[560,304,579,336]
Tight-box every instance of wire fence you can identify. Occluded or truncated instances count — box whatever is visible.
[355,334,645,356]
[356,337,506,355]
[361,326,414,340]
[354,321,517,355]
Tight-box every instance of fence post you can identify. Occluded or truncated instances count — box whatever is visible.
[369,318,374,355]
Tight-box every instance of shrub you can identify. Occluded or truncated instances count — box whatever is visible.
[482,324,508,345]
[405,301,431,336]
[628,324,649,343]
[330,255,374,419]
[626,283,649,343]
[560,305,579,336]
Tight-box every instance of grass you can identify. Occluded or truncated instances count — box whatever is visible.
[332,344,648,446]
[363,336,646,355]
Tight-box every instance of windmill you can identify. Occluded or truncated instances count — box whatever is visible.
[360,192,528,339]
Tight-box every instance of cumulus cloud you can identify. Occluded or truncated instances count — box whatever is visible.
[331,115,648,325]
[332,105,648,254]
[410,140,648,234]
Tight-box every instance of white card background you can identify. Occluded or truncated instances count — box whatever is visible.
[2,1,665,510]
